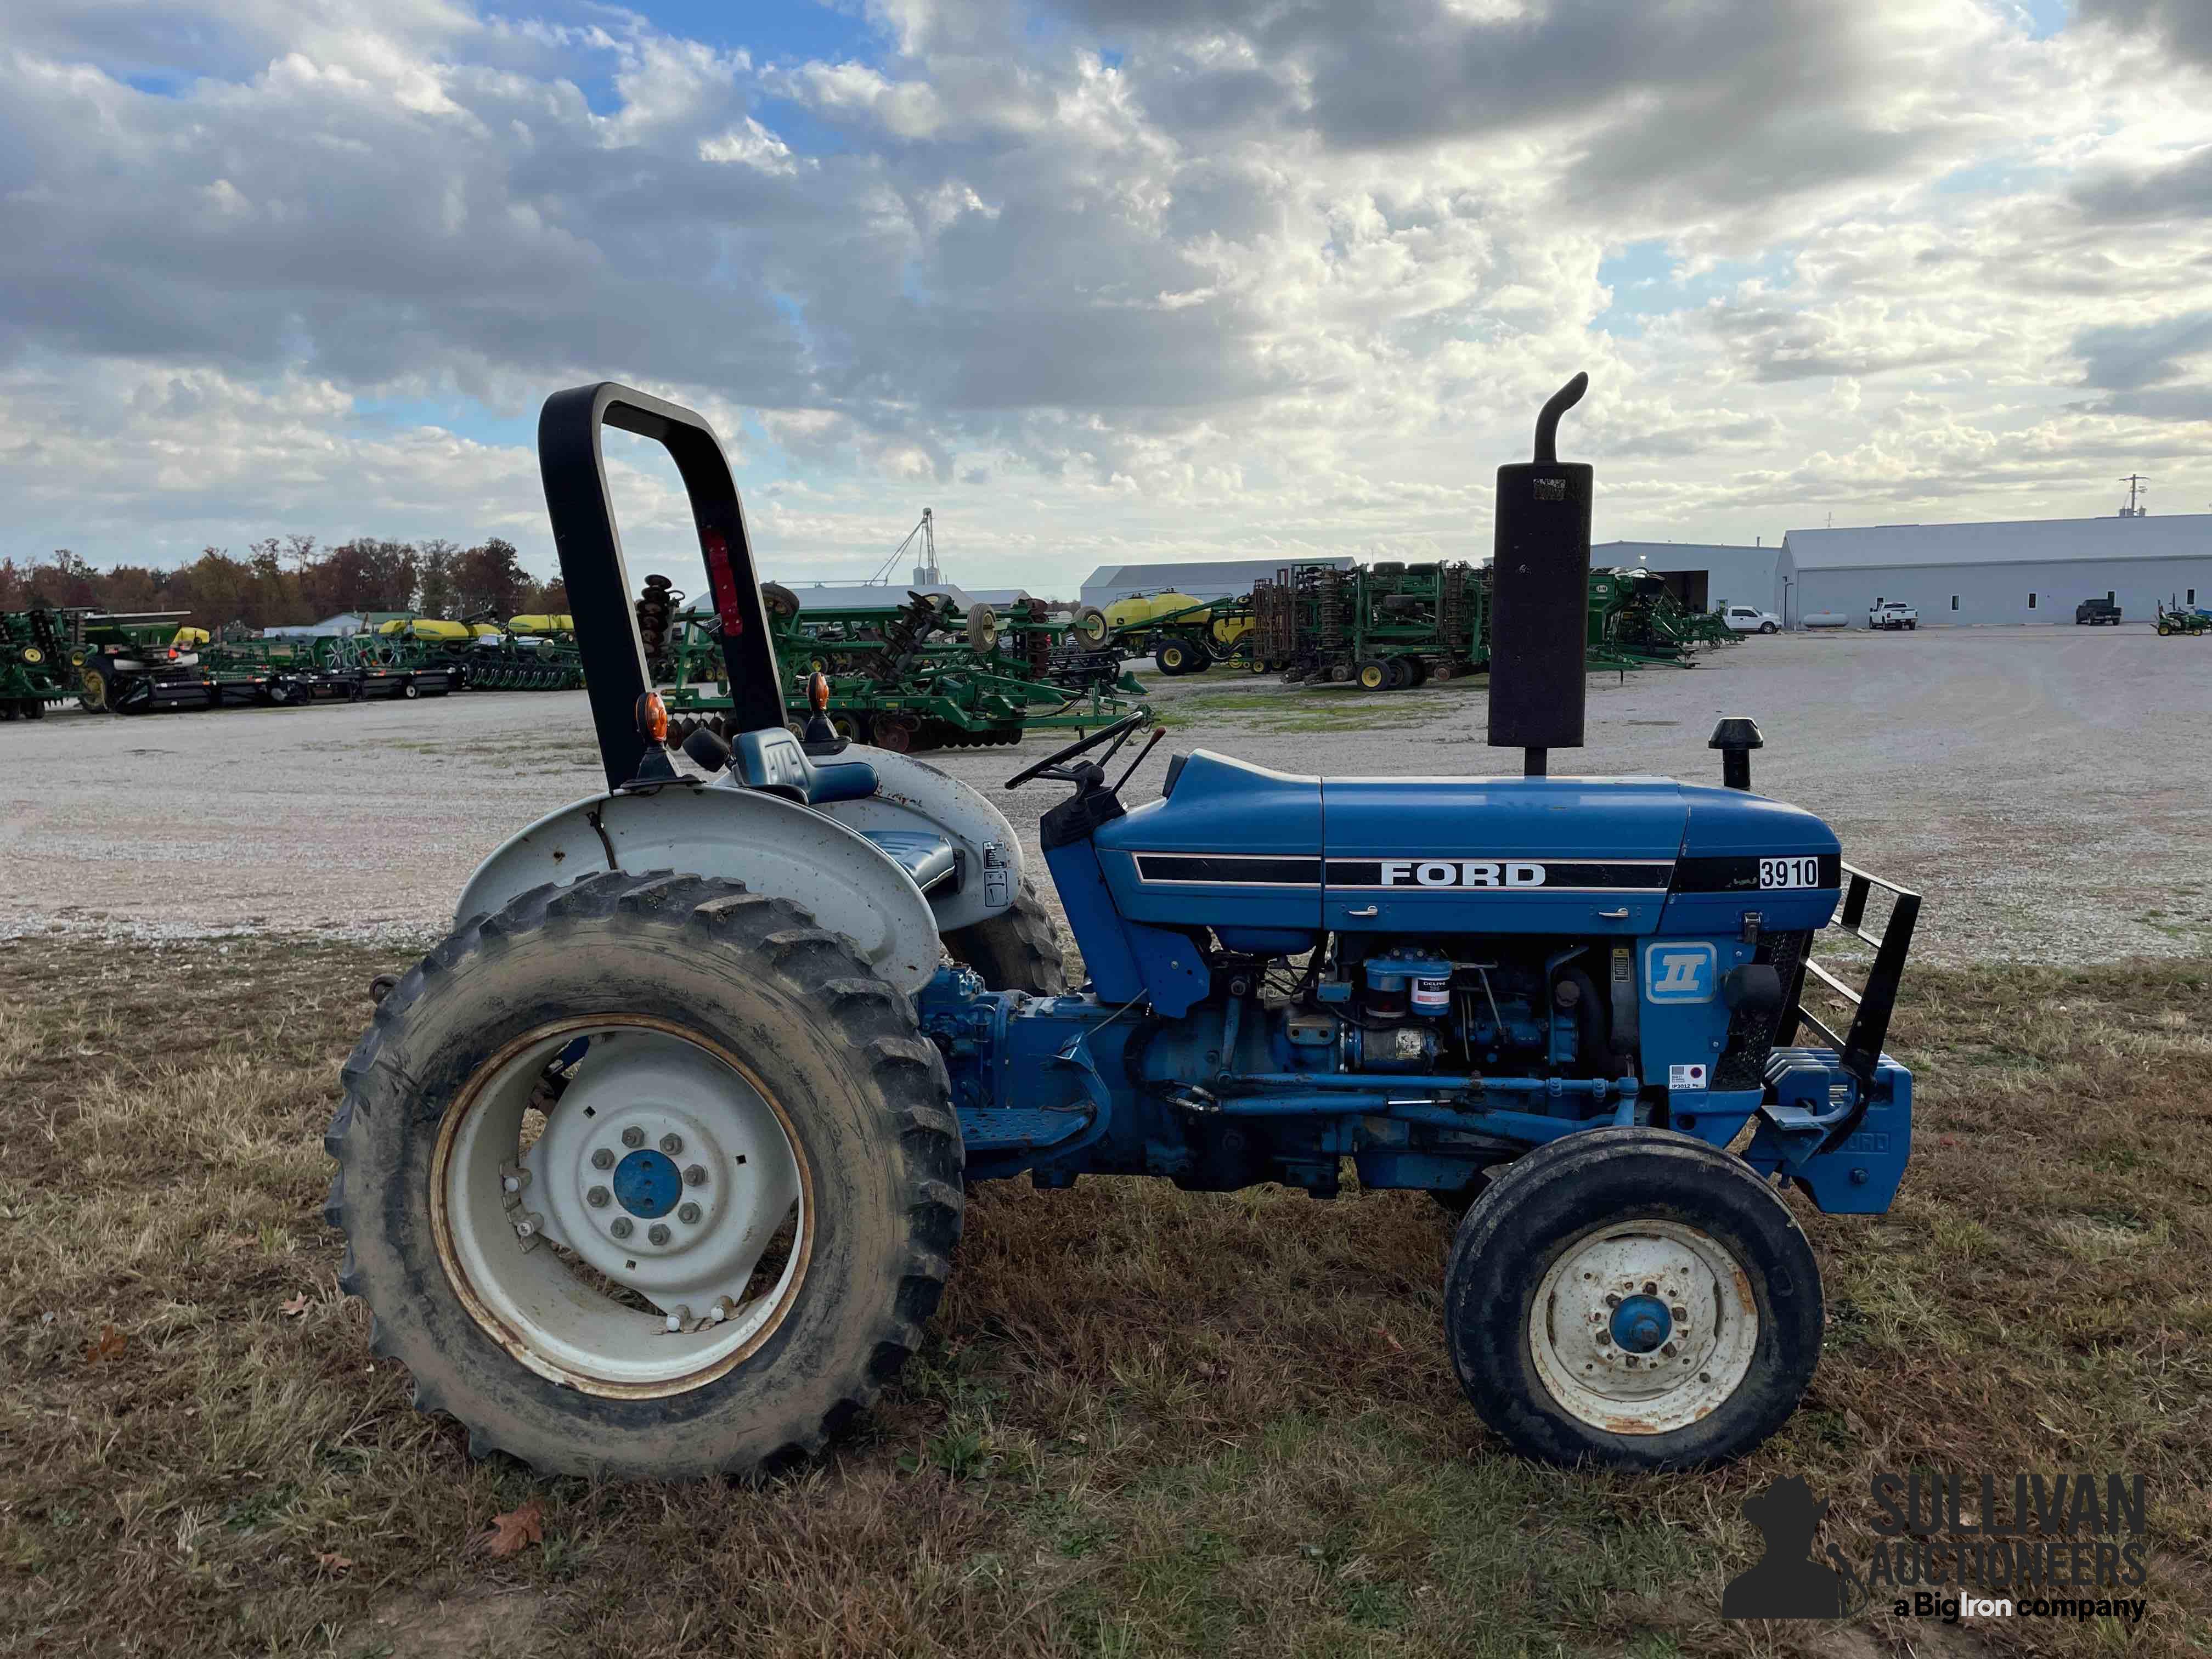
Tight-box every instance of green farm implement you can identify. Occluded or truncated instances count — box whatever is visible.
[1070,589,1261,676]
[0,608,82,719]
[1584,569,1741,670]
[447,613,584,690]
[1248,560,1487,689]
[660,584,1147,752]
[48,610,217,713]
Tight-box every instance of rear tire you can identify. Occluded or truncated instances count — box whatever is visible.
[323,871,963,1480]
[943,873,1068,995]
[1443,1127,1821,1469]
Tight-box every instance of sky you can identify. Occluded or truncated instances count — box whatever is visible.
[4,0,2211,598]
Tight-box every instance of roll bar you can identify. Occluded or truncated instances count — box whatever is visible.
[537,383,786,789]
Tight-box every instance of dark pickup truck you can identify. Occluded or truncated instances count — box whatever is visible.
[2075,598,2122,625]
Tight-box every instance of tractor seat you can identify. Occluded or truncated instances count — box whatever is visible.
[858,830,958,894]
[729,728,878,806]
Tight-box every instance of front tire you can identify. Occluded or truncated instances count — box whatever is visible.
[323,871,963,1480]
[1443,1127,1821,1469]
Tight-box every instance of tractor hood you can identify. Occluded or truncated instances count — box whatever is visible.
[1094,750,1841,939]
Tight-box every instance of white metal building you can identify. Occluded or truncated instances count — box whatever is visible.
[1593,541,1782,618]
[765,580,979,611]
[1079,557,1355,608]
[1778,515,2212,628]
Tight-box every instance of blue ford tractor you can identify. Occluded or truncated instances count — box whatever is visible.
[325,377,1918,1478]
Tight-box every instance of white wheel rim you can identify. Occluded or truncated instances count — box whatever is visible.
[432,1018,810,1398]
[1527,1219,1759,1435]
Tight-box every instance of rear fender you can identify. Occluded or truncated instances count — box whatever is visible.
[454,782,942,994]
[810,746,1025,933]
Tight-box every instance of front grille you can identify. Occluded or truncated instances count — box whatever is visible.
[1713,928,1807,1090]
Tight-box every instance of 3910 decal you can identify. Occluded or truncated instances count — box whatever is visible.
[1759,856,1822,889]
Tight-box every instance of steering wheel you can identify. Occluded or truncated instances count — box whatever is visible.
[1004,709,1153,789]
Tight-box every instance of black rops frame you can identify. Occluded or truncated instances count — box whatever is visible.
[538,382,785,791]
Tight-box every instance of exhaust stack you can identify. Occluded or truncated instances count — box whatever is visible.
[1486,373,1593,778]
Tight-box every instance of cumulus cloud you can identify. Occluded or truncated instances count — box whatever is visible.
[2,0,2211,586]
[2077,0,2212,64]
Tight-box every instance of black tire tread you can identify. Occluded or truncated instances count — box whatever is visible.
[1442,1126,1821,1471]
[323,868,963,1479]
[941,872,1069,995]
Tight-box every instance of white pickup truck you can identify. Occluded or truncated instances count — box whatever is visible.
[1868,601,1919,631]
[1720,603,1780,634]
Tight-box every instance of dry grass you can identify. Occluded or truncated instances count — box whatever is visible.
[2,940,2208,1658]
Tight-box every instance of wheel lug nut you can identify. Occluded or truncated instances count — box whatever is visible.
[677,1202,701,1224]
[665,1305,692,1333]
[1661,1341,1677,1357]
[587,1186,611,1207]
[1671,1306,1688,1321]
[621,1127,644,1148]
[659,1133,683,1155]
[591,1148,614,1170]
[1604,1293,1621,1308]
[610,1217,634,1239]
[684,1164,707,1187]
[647,1223,671,1246]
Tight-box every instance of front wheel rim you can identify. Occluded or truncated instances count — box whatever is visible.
[1527,1218,1758,1435]
[431,1017,812,1398]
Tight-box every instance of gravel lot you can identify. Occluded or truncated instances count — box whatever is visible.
[4,623,2206,965]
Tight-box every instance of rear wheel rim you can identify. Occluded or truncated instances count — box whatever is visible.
[431,1018,811,1398]
[1527,1218,1758,1435]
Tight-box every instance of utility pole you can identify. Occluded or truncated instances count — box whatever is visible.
[2119,475,2148,517]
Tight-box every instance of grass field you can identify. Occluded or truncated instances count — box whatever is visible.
[2,939,2208,1658]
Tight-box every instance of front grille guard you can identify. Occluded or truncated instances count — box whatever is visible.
[1783,862,1921,1092]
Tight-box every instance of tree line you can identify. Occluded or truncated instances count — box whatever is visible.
[0,538,569,633]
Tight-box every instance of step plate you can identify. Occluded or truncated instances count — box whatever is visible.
[957,1106,1091,1155]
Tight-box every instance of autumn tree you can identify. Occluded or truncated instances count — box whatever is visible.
[415,538,461,618]
[452,537,529,619]
[519,574,569,615]
[296,538,420,620]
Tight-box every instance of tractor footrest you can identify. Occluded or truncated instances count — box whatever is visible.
[957,1106,1091,1155]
